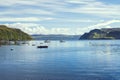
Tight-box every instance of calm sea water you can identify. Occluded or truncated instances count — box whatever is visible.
[0,40,120,80]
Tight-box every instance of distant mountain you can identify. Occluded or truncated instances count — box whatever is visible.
[0,25,32,41]
[80,28,120,40]
[31,34,80,40]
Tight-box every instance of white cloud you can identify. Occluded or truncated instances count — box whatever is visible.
[77,20,120,34]
[0,0,119,21]
[4,20,120,35]
[0,9,54,16]
[0,17,54,22]
[4,23,74,35]
[64,1,120,18]
[0,0,53,6]
[0,0,120,35]
[66,0,95,4]
[57,19,104,23]
[90,20,120,29]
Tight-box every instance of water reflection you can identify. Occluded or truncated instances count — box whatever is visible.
[89,42,120,47]
[89,41,120,55]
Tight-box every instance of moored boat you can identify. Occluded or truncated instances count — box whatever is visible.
[60,40,65,43]
[44,40,50,43]
[37,45,48,48]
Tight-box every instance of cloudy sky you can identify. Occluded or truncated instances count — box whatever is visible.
[0,0,120,35]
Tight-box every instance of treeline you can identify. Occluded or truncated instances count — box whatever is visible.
[0,25,32,41]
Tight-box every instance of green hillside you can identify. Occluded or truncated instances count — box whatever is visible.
[0,25,32,41]
[80,28,120,40]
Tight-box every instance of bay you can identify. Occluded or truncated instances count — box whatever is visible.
[0,40,120,80]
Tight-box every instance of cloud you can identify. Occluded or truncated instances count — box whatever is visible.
[66,0,95,4]
[2,20,120,35]
[57,19,104,23]
[5,23,74,35]
[78,20,120,34]
[0,0,119,24]
[64,0,120,18]
[0,0,52,6]
[0,0,120,35]
[0,0,120,18]
[90,20,120,29]
[0,17,54,22]
[0,9,54,16]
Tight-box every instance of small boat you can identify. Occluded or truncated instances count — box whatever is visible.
[10,48,14,51]
[37,46,48,48]
[40,43,43,44]
[44,40,50,43]
[32,44,35,46]
[60,40,65,43]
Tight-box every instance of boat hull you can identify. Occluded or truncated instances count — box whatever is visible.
[37,46,48,48]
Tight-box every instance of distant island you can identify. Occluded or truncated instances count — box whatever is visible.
[0,25,32,41]
[80,28,120,40]
[32,34,80,40]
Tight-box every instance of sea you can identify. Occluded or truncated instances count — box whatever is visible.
[0,40,120,80]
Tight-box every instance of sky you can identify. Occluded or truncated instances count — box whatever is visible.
[0,0,120,35]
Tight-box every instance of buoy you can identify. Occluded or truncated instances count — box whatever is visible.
[11,48,14,51]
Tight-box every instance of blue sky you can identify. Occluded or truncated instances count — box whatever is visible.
[0,0,120,35]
